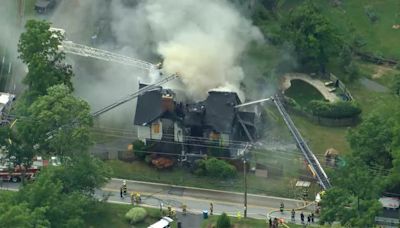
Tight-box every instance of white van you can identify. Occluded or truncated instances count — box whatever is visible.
[148,217,173,228]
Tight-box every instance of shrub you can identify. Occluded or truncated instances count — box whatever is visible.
[132,140,147,160]
[194,158,236,178]
[307,100,361,118]
[205,158,237,178]
[125,207,147,224]
[284,96,303,112]
[144,155,152,165]
[216,213,231,228]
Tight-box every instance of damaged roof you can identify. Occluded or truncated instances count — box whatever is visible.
[204,91,241,134]
[133,84,163,126]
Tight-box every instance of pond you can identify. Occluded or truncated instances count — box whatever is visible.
[284,79,325,106]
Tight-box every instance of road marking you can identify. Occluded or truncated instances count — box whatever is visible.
[102,187,279,211]
[110,178,304,203]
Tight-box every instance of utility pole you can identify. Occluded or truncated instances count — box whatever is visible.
[243,158,247,218]
[243,143,250,218]
[17,0,25,27]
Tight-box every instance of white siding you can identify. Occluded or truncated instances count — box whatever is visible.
[174,123,183,142]
[151,119,163,140]
[221,134,230,146]
[137,126,150,141]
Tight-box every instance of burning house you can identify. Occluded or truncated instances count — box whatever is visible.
[133,84,257,158]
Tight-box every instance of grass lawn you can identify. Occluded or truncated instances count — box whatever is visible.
[287,62,399,160]
[201,215,307,228]
[201,216,267,228]
[85,203,165,228]
[106,159,307,198]
[278,0,400,60]
[285,79,325,106]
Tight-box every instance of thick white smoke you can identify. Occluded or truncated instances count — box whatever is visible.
[111,0,263,101]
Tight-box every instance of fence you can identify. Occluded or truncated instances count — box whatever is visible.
[91,150,135,162]
[329,73,354,101]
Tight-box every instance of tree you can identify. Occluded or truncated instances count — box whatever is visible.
[52,153,111,195]
[216,212,231,228]
[18,20,73,98]
[319,158,383,227]
[281,1,342,73]
[391,74,400,96]
[347,114,393,169]
[132,140,147,160]
[17,167,95,227]
[0,202,49,228]
[16,84,93,160]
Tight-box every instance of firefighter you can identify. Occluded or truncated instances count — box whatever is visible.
[182,204,187,215]
[135,192,141,204]
[168,206,172,217]
[130,192,135,205]
[122,180,127,196]
[280,202,284,213]
[291,209,295,222]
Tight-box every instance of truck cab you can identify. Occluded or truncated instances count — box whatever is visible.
[35,0,58,14]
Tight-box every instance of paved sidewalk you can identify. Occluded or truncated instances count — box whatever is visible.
[282,73,339,102]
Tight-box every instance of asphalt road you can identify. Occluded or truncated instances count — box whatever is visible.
[101,178,318,224]
[1,178,318,225]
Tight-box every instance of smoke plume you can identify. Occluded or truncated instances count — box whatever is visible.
[110,0,263,101]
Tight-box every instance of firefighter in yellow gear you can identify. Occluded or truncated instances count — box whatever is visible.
[135,192,141,204]
[130,192,135,205]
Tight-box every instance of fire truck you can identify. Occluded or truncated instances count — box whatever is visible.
[0,156,60,183]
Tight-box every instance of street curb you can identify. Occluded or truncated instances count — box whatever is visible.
[111,178,304,203]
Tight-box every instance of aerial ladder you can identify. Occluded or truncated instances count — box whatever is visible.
[3,29,176,124]
[235,96,331,190]
[52,29,176,118]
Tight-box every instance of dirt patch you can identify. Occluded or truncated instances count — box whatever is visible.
[372,65,395,79]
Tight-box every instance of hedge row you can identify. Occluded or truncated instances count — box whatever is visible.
[307,100,361,118]
[284,97,361,119]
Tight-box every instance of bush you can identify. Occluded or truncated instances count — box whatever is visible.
[125,207,147,224]
[216,213,231,228]
[307,100,361,118]
[132,140,147,160]
[195,158,237,178]
[284,96,303,111]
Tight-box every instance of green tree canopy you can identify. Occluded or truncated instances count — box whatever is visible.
[52,154,111,195]
[18,20,73,97]
[320,158,383,226]
[282,1,342,72]
[0,202,49,228]
[16,168,95,228]
[391,74,400,96]
[347,113,393,169]
[16,84,93,160]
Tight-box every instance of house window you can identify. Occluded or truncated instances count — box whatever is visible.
[209,131,220,140]
[152,123,160,134]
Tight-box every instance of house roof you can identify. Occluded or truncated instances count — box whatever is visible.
[204,91,241,134]
[184,103,205,126]
[133,84,163,126]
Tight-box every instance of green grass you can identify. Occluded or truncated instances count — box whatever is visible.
[287,61,399,160]
[278,0,400,60]
[290,114,351,158]
[85,203,164,228]
[285,79,325,106]
[106,159,306,198]
[201,216,268,228]
[201,215,308,228]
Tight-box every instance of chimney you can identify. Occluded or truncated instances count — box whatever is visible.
[161,94,175,112]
